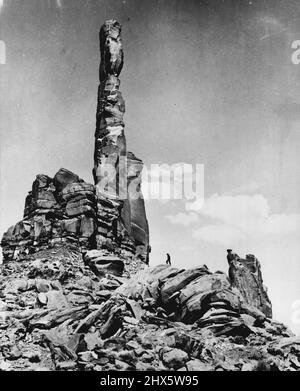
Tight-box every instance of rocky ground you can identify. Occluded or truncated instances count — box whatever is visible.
[0,244,299,372]
[0,20,299,372]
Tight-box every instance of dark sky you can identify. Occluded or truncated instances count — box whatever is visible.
[1,0,300,332]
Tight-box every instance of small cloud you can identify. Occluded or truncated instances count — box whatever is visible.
[187,193,269,222]
[192,224,246,246]
[186,193,300,246]
[186,198,204,211]
[165,212,199,227]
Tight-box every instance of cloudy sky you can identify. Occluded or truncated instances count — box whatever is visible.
[0,0,300,332]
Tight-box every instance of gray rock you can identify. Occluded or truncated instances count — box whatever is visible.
[161,348,189,369]
[161,266,210,306]
[84,250,124,277]
[78,351,98,362]
[37,292,48,305]
[53,168,80,192]
[229,255,272,317]
[56,361,77,370]
[186,359,213,371]
[46,290,69,309]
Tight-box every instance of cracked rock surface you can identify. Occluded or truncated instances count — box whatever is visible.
[0,247,299,372]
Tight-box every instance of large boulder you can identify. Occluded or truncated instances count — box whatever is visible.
[117,265,182,301]
[178,273,233,323]
[160,347,189,369]
[229,254,272,318]
[160,266,210,306]
[53,168,81,192]
[84,250,124,277]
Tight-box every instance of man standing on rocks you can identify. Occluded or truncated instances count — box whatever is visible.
[146,245,151,265]
[166,253,171,265]
[226,249,240,264]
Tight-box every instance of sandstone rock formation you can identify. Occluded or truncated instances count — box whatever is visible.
[1,169,96,261]
[0,252,299,372]
[93,20,126,195]
[1,169,95,260]
[1,19,149,268]
[122,152,150,262]
[92,19,149,263]
[117,263,268,334]
[228,254,272,318]
[0,20,298,372]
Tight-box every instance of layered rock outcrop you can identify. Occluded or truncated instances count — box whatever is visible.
[1,169,97,262]
[228,254,272,318]
[0,254,298,372]
[117,264,269,335]
[1,19,149,269]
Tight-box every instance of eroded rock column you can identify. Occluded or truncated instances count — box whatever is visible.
[228,254,272,318]
[93,20,126,199]
[92,20,149,265]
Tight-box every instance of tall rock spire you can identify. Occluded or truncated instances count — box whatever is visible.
[93,20,126,198]
[1,20,150,269]
[93,20,150,263]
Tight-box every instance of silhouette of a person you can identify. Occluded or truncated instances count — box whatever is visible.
[146,245,151,265]
[226,249,240,265]
[166,253,171,265]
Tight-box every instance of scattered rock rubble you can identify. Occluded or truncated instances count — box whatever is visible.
[0,249,299,372]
